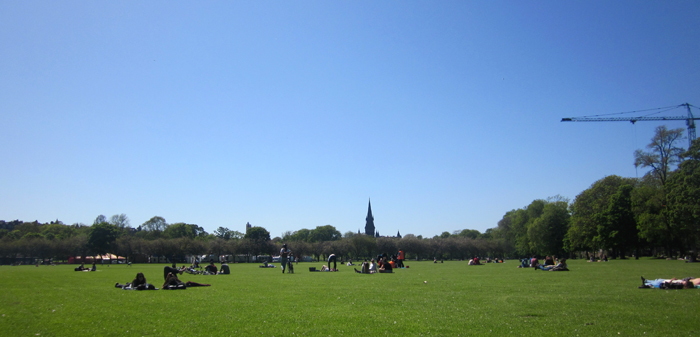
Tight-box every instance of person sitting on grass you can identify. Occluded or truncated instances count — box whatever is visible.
[90,262,97,271]
[537,258,568,271]
[530,256,540,269]
[205,262,218,274]
[544,256,554,266]
[218,263,230,275]
[355,261,371,274]
[163,265,185,280]
[369,259,377,273]
[518,258,530,268]
[379,257,393,273]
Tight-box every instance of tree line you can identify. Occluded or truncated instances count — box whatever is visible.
[2,126,698,262]
[493,126,700,259]
[0,216,507,263]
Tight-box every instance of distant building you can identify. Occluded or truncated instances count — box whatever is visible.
[364,199,375,236]
[246,222,252,232]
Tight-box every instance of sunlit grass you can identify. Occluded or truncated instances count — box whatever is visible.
[0,258,698,336]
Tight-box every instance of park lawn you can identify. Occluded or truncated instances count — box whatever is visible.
[0,259,698,337]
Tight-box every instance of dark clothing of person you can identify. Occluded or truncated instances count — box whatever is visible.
[383,262,393,272]
[205,264,218,274]
[219,264,230,274]
[544,258,554,266]
[164,266,180,280]
[328,254,337,271]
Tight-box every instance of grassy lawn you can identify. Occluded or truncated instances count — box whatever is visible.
[1,259,699,336]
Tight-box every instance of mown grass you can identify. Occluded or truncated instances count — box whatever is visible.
[0,258,699,336]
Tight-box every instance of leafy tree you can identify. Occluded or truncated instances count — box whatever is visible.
[632,176,674,255]
[163,223,206,239]
[599,184,639,258]
[634,126,685,186]
[567,175,633,252]
[244,226,271,243]
[87,223,120,256]
[109,214,130,229]
[141,216,168,232]
[456,229,481,239]
[213,227,243,240]
[527,200,570,256]
[665,139,700,254]
[93,215,107,226]
[308,225,341,242]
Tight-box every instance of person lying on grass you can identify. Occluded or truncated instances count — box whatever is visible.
[640,276,700,289]
[320,265,337,271]
[115,272,157,290]
[162,272,211,289]
[536,258,568,271]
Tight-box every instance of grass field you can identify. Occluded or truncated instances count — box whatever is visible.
[1,258,699,337]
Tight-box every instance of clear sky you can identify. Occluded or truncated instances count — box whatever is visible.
[1,1,699,238]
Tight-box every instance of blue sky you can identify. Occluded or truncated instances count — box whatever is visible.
[1,1,699,238]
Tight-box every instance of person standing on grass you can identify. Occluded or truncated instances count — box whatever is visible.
[327,253,337,271]
[280,244,290,274]
[397,249,405,268]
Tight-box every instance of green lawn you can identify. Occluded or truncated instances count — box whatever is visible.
[1,259,699,336]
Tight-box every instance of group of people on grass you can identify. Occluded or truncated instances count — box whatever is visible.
[353,252,403,274]
[115,264,220,290]
[517,255,568,271]
[74,263,96,272]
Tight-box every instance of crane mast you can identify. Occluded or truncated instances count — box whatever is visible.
[561,103,699,148]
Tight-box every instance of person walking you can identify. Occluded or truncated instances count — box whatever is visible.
[280,244,290,274]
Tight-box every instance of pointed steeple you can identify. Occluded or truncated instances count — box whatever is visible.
[364,198,375,236]
[397,230,401,238]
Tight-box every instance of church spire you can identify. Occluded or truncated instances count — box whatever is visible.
[364,198,375,236]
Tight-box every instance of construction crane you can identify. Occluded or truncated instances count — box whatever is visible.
[561,103,700,148]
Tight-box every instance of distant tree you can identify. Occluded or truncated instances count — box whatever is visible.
[141,216,168,232]
[634,126,685,185]
[245,226,271,244]
[308,225,341,242]
[87,223,120,256]
[109,214,130,229]
[212,227,243,240]
[456,229,481,240]
[93,215,107,226]
[163,223,206,239]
